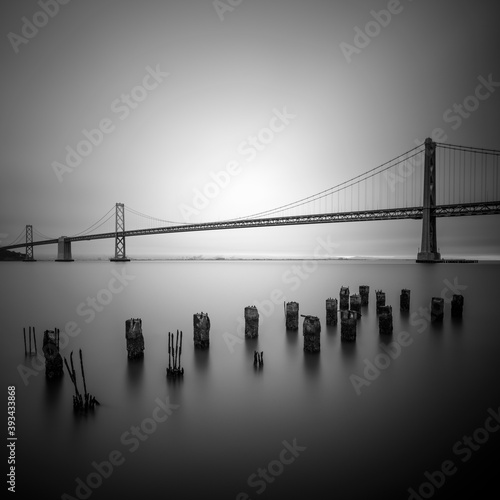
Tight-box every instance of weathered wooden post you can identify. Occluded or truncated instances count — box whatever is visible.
[193,312,210,348]
[125,318,145,359]
[42,329,63,379]
[326,298,338,326]
[285,302,299,330]
[400,289,411,312]
[349,294,361,317]
[302,315,321,352]
[245,306,259,338]
[376,290,386,314]
[340,310,357,341]
[431,297,444,322]
[359,285,370,306]
[339,286,350,310]
[451,294,464,318]
[378,305,393,335]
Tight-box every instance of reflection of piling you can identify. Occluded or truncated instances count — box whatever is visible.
[339,286,350,310]
[378,305,393,335]
[400,289,411,312]
[285,302,299,330]
[359,286,370,306]
[340,310,357,341]
[302,315,321,352]
[451,295,464,318]
[245,306,259,338]
[193,312,210,348]
[431,297,444,322]
[42,329,63,379]
[349,294,361,317]
[167,330,184,378]
[326,298,338,326]
[126,318,145,359]
[376,290,386,314]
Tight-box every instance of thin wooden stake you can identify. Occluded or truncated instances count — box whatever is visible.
[79,349,88,397]
[178,330,183,369]
[29,326,31,354]
[33,327,37,353]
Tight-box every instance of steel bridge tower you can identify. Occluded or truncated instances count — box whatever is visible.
[416,138,441,262]
[110,203,130,262]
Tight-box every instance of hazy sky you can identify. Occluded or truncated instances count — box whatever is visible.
[1,0,499,258]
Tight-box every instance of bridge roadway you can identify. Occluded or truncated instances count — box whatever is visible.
[2,201,500,250]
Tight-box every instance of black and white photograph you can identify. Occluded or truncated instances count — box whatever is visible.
[1,1,499,498]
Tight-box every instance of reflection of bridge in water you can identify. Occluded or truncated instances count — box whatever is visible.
[2,138,500,262]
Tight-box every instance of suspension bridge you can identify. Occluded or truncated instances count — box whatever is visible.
[2,138,500,262]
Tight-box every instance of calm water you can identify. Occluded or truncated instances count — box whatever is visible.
[1,260,499,499]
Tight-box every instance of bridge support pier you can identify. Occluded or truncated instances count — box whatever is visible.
[417,138,442,263]
[56,237,74,262]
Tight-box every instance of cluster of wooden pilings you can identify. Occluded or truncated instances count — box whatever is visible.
[126,318,145,359]
[254,351,264,367]
[23,326,37,355]
[42,328,63,379]
[167,330,184,378]
[64,350,99,412]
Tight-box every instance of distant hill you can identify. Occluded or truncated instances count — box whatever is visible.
[0,248,25,261]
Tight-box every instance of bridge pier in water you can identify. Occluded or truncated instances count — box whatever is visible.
[417,138,442,263]
[55,237,74,262]
[23,225,36,262]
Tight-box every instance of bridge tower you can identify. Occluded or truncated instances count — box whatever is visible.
[23,225,36,262]
[110,203,130,262]
[417,138,441,262]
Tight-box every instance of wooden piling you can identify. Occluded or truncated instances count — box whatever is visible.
[285,302,299,330]
[378,305,393,335]
[302,315,321,352]
[359,285,370,306]
[451,294,464,318]
[193,312,210,348]
[431,297,444,322]
[33,327,37,353]
[400,289,411,312]
[376,290,386,314]
[349,294,361,317]
[29,326,31,354]
[339,286,350,311]
[340,310,357,341]
[125,318,145,359]
[326,298,338,326]
[244,306,259,339]
[42,329,63,379]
